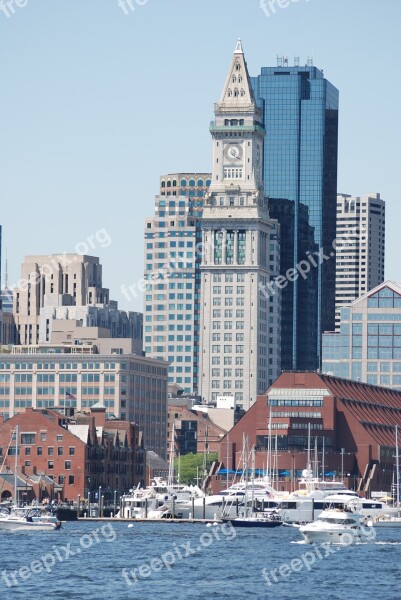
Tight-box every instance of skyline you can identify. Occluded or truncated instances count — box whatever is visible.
[1,0,400,312]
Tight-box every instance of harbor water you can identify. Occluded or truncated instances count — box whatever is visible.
[0,521,400,599]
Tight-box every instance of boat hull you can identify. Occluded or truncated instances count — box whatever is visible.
[227,518,282,528]
[0,519,61,531]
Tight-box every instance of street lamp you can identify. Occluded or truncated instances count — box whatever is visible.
[341,448,345,482]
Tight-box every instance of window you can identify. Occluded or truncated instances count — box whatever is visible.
[37,447,43,456]
[21,433,35,445]
[56,434,63,442]
[68,475,75,485]
[48,447,54,456]
[65,461,72,470]
[48,461,54,470]
[40,432,47,442]
[58,447,63,456]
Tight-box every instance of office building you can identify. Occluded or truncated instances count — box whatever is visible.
[144,173,211,395]
[13,254,142,350]
[335,193,385,328]
[322,281,401,389]
[0,345,168,458]
[251,60,339,370]
[199,40,281,410]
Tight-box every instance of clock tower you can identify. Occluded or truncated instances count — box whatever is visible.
[199,40,281,410]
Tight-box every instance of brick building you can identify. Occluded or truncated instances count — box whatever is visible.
[0,405,145,503]
[167,404,227,462]
[216,372,401,495]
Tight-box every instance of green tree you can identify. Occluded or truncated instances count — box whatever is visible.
[174,452,218,485]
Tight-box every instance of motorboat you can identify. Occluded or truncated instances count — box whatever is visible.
[0,508,61,531]
[299,505,374,544]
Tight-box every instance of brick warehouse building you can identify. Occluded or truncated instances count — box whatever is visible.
[216,372,401,496]
[0,404,145,503]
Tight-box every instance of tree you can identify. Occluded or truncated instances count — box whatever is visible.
[174,452,218,485]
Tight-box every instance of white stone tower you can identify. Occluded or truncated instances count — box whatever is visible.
[199,40,280,410]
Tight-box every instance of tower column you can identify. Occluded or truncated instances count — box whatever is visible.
[233,230,239,266]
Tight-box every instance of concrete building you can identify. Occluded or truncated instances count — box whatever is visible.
[335,193,385,328]
[322,281,401,389]
[0,405,145,502]
[144,173,211,394]
[199,40,281,410]
[13,254,142,350]
[0,345,168,458]
[214,371,401,495]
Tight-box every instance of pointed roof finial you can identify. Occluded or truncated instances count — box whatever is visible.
[234,38,243,54]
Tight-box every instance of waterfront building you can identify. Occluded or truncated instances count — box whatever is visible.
[0,405,145,502]
[13,254,142,350]
[144,173,211,395]
[251,60,339,370]
[322,280,401,389]
[0,344,168,458]
[335,193,385,329]
[215,371,401,495]
[199,40,281,410]
[167,403,226,461]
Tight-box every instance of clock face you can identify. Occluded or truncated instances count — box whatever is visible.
[224,143,243,161]
[228,145,240,159]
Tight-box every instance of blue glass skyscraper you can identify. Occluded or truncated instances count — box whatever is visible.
[251,64,339,370]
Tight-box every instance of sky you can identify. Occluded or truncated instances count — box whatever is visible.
[1,0,400,312]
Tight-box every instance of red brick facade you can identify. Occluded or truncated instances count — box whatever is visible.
[215,372,401,495]
[0,406,145,503]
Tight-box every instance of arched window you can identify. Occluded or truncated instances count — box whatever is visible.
[180,179,187,187]
[238,75,242,83]
[235,63,241,71]
[167,180,171,188]
[227,89,232,97]
[161,181,166,188]
[189,179,195,187]
[240,89,245,97]
[232,76,236,83]
[234,89,239,97]
[172,179,177,186]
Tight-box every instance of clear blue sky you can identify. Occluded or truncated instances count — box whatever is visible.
[1,0,400,312]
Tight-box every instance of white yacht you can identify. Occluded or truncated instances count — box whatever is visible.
[178,477,279,520]
[299,505,374,544]
[117,478,203,519]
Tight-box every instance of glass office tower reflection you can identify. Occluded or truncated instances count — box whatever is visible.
[251,64,339,370]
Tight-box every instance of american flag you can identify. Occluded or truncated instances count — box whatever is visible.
[66,390,77,400]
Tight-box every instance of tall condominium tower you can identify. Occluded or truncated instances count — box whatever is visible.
[144,173,211,394]
[335,193,385,329]
[251,61,339,370]
[199,41,281,410]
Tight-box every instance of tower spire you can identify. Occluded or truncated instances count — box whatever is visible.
[218,39,255,105]
[234,38,243,54]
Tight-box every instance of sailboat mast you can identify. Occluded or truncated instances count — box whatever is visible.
[322,436,325,482]
[307,423,311,472]
[251,445,255,514]
[395,425,400,514]
[14,425,18,507]
[168,421,175,486]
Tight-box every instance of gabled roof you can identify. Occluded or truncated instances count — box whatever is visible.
[349,280,401,306]
[68,424,90,444]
